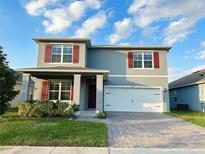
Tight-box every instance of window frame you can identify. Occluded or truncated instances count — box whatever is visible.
[50,44,74,64]
[48,81,73,102]
[133,52,154,69]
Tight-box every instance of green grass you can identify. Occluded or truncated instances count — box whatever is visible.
[166,111,205,128]
[0,108,107,146]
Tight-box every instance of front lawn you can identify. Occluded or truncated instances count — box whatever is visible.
[166,111,205,128]
[0,108,107,146]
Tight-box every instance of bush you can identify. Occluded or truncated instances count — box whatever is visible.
[61,106,74,117]
[96,111,106,119]
[19,103,33,117]
[18,100,74,118]
[72,104,80,112]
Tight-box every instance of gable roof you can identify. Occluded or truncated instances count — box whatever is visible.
[169,68,205,89]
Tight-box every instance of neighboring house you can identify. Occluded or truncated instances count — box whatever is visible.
[9,73,34,107]
[169,69,205,112]
[17,38,171,113]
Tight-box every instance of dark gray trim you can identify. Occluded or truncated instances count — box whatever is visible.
[89,45,172,50]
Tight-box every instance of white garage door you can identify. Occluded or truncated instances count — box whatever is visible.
[104,86,163,112]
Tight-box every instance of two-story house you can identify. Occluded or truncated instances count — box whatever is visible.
[18,38,171,112]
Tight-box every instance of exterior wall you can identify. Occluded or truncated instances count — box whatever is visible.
[80,79,87,110]
[169,84,205,112]
[33,77,88,110]
[33,78,43,100]
[36,42,87,68]
[87,49,169,111]
[87,49,168,76]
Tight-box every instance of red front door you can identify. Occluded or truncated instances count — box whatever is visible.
[88,83,96,108]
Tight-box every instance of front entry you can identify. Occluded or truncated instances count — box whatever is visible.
[88,82,96,108]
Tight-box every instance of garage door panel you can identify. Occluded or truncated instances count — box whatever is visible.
[104,87,163,112]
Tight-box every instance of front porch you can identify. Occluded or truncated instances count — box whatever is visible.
[17,67,109,112]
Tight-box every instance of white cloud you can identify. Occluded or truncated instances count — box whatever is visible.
[25,0,56,16]
[108,18,133,44]
[128,0,205,45]
[43,0,101,33]
[142,26,159,37]
[200,40,205,48]
[163,31,190,45]
[169,65,205,82]
[196,40,205,59]
[196,50,205,59]
[25,0,101,33]
[74,12,107,37]
[43,8,72,34]
[128,0,147,14]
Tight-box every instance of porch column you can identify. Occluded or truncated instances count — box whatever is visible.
[21,73,31,101]
[73,74,81,105]
[96,74,104,113]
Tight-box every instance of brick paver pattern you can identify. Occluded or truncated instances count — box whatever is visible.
[106,112,205,148]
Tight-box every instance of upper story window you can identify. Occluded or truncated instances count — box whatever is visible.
[133,52,153,69]
[51,45,73,63]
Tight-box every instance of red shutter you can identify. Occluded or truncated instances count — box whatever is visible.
[45,44,51,63]
[128,52,133,68]
[73,45,79,63]
[154,52,160,68]
[41,80,48,101]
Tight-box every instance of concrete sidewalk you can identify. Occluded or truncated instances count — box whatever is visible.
[1,146,205,154]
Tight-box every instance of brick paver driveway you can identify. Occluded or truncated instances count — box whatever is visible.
[106,112,205,148]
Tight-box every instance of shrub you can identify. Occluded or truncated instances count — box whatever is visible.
[31,101,54,117]
[61,106,74,117]
[19,102,33,118]
[96,111,106,119]
[55,102,69,115]
[72,104,80,112]
[18,101,73,118]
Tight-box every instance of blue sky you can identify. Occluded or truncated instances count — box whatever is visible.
[0,0,205,81]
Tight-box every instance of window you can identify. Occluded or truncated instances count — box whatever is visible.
[49,81,72,101]
[133,52,153,68]
[51,45,73,63]
[133,52,142,68]
[144,53,152,68]
[63,45,72,63]
[51,45,61,63]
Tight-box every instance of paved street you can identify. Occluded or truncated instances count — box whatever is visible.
[106,112,205,148]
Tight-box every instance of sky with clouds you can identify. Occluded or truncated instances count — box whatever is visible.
[0,0,205,82]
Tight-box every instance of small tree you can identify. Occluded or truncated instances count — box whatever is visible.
[0,46,19,115]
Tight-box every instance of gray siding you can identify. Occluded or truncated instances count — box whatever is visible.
[87,49,168,76]
[87,49,169,111]
[169,83,205,112]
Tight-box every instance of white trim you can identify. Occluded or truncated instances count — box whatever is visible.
[132,51,154,69]
[19,68,109,73]
[109,75,168,78]
[50,44,73,64]
[36,42,39,67]
[104,85,162,89]
[48,81,72,101]
[58,82,62,100]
